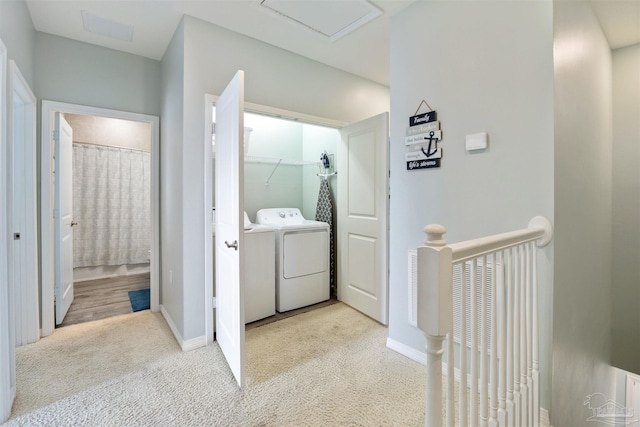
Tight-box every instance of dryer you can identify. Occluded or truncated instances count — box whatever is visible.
[255,208,330,312]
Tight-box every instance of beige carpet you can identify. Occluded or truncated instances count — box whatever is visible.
[4,303,427,426]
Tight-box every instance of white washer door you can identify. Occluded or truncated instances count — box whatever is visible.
[283,230,328,278]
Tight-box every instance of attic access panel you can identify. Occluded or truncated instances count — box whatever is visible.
[259,0,382,42]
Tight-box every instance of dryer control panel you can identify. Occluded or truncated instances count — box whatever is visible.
[256,208,305,226]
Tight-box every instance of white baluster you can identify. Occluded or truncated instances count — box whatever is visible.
[513,246,521,425]
[532,242,540,427]
[506,248,515,427]
[447,331,455,427]
[480,257,489,427]
[526,243,533,427]
[460,262,469,427]
[520,244,529,426]
[471,259,479,427]
[489,253,499,427]
[498,251,508,426]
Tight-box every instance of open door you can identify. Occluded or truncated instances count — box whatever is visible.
[338,113,389,325]
[215,71,245,387]
[54,112,74,325]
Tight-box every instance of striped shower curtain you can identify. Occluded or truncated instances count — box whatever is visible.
[315,179,335,297]
[72,143,151,267]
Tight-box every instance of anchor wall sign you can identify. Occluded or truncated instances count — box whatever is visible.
[406,99,443,170]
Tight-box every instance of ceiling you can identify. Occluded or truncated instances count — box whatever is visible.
[24,0,640,88]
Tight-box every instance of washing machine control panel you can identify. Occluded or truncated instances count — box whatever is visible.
[256,208,304,226]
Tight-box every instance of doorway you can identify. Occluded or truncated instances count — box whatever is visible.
[204,94,347,344]
[40,101,160,337]
[56,112,153,327]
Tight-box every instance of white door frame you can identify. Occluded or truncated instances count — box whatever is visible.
[40,101,160,337]
[9,61,39,346]
[203,95,346,343]
[0,37,15,423]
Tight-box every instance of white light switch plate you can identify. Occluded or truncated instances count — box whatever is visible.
[466,132,487,151]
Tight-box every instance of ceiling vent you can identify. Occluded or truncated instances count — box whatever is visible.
[258,0,382,42]
[81,10,134,42]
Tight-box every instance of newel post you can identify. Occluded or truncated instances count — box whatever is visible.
[417,224,453,426]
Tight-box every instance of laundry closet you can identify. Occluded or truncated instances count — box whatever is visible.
[212,109,339,324]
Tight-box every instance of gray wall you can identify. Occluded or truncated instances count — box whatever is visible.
[612,43,640,374]
[0,0,35,86]
[162,16,389,341]
[388,0,554,409]
[34,33,161,117]
[552,1,616,425]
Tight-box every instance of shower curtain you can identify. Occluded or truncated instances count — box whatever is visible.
[72,143,151,268]
[315,179,335,297]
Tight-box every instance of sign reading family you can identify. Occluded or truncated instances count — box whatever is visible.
[406,101,443,170]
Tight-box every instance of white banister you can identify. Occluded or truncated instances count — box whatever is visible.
[418,224,452,426]
[417,217,552,426]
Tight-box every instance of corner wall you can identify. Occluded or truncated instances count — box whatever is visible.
[160,19,185,338]
[552,1,615,424]
[389,0,554,409]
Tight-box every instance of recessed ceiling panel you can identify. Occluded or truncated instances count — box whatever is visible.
[81,10,134,42]
[259,0,382,41]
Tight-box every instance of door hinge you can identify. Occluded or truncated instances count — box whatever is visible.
[53,130,59,140]
[212,297,217,308]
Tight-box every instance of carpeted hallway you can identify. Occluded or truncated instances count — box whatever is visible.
[4,303,427,426]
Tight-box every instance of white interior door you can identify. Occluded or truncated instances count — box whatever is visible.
[54,112,74,325]
[0,37,15,423]
[338,113,389,325]
[215,71,245,387]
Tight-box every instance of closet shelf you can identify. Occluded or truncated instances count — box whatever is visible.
[245,156,316,166]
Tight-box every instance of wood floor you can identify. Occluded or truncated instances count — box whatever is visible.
[58,272,335,330]
[58,273,150,328]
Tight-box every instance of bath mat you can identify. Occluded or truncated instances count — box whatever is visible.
[128,288,150,312]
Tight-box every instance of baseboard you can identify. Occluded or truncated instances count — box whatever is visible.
[160,305,207,352]
[386,337,426,365]
[182,336,207,351]
[540,407,551,426]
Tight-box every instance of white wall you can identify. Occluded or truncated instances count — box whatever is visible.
[0,0,35,87]
[612,43,640,374]
[64,113,152,152]
[552,1,616,425]
[163,16,389,342]
[243,114,304,220]
[34,33,161,117]
[389,0,554,409]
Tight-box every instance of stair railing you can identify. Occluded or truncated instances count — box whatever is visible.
[417,217,552,426]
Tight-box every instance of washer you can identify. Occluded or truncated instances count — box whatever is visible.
[213,212,276,323]
[256,208,330,312]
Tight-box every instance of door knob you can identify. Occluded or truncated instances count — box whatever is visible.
[71,221,78,227]
[225,240,238,251]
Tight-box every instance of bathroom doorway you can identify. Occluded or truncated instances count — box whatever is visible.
[40,101,160,337]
